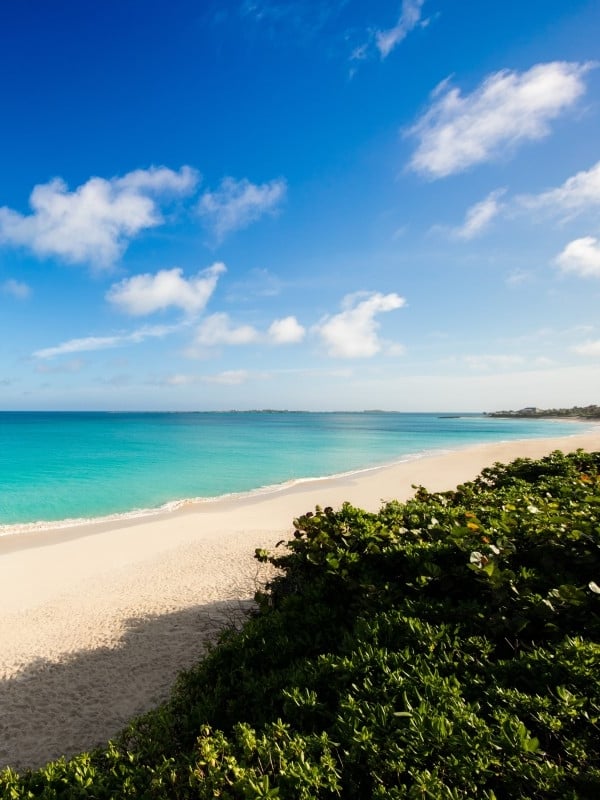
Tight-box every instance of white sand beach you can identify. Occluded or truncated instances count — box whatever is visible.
[1,429,599,771]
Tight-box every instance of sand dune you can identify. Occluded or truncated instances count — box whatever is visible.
[1,429,599,771]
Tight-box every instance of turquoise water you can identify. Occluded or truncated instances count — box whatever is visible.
[0,411,591,530]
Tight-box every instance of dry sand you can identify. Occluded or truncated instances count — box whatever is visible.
[1,428,599,771]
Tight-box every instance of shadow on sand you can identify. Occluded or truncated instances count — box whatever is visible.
[0,597,254,772]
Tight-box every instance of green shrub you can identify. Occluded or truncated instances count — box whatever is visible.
[2,449,599,798]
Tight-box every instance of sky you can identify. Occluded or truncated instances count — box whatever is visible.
[0,0,599,412]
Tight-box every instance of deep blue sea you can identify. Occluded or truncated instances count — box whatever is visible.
[0,411,591,531]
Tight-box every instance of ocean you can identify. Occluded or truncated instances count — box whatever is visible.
[0,411,590,531]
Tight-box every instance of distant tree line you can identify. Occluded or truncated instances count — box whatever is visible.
[487,404,600,419]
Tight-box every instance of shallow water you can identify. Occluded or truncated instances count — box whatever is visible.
[0,411,589,529]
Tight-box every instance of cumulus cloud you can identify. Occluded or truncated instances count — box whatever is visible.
[189,312,306,355]
[375,0,426,58]
[0,166,199,268]
[198,176,287,241]
[267,316,305,344]
[107,262,225,316]
[34,323,180,359]
[572,340,600,357]
[453,189,506,239]
[2,278,31,299]
[194,313,260,347]
[555,236,600,277]
[408,62,592,179]
[315,292,405,358]
[517,160,600,218]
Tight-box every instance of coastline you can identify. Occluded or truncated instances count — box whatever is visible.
[1,415,596,541]
[0,412,591,534]
[1,428,600,771]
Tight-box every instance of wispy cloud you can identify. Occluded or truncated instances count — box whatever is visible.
[506,269,533,287]
[2,278,31,299]
[349,0,428,71]
[198,176,287,242]
[33,323,184,359]
[238,1,342,42]
[315,291,405,358]
[452,189,506,239]
[164,369,257,386]
[572,340,600,357]
[0,166,199,269]
[375,0,426,58]
[107,263,225,316]
[517,160,600,218]
[201,369,250,385]
[408,62,593,179]
[441,159,600,239]
[555,236,600,278]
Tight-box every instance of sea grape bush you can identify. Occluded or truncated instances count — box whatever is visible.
[1,449,599,798]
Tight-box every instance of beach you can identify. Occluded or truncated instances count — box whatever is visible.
[1,429,599,772]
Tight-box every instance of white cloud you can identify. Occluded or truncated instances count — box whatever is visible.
[34,323,180,359]
[267,316,305,344]
[0,166,199,268]
[376,0,426,58]
[555,236,600,277]
[115,165,198,194]
[107,263,225,316]
[408,62,592,179]
[453,189,505,239]
[517,160,600,218]
[572,340,600,357]
[189,312,306,355]
[2,278,31,299]
[315,291,406,358]
[194,313,260,347]
[198,176,287,241]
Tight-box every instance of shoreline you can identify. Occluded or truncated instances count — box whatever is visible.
[1,428,600,771]
[0,448,438,541]
[1,417,597,542]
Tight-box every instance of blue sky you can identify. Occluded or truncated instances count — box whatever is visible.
[1,0,599,411]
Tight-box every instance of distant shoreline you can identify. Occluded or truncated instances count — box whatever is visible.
[486,404,600,420]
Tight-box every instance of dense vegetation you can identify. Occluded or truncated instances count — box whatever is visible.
[1,449,600,798]
[487,404,600,419]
